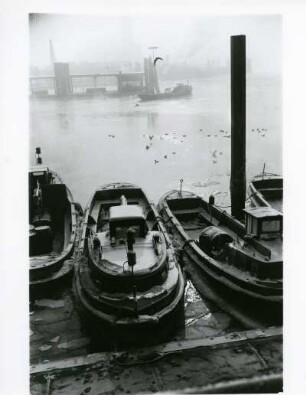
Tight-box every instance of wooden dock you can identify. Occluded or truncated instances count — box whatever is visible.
[30,326,282,394]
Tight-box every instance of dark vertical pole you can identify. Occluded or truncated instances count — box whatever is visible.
[230,35,246,220]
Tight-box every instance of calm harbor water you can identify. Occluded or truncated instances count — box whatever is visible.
[30,73,282,209]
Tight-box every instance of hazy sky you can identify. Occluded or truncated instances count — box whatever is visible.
[30,13,281,74]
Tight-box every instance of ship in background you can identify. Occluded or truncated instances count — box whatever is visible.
[138,56,192,102]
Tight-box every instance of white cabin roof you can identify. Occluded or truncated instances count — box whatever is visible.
[109,205,145,221]
[29,165,49,174]
[244,206,282,219]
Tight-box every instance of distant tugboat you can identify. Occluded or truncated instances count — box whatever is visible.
[138,83,192,101]
[158,189,283,327]
[139,55,192,101]
[29,148,80,295]
[75,182,185,346]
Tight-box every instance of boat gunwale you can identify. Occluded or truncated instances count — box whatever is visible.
[77,254,183,315]
[75,255,185,326]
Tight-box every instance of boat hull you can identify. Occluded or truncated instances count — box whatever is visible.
[30,260,74,299]
[75,256,185,347]
[138,86,192,101]
[158,190,282,326]
[75,182,186,345]
[184,257,282,328]
[29,168,80,296]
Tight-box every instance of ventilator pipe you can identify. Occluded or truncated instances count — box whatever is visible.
[120,195,128,205]
[179,179,183,197]
[127,228,135,251]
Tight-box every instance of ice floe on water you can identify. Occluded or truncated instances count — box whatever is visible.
[57,338,90,350]
[38,345,52,352]
[192,181,220,188]
[35,299,65,309]
[50,336,60,343]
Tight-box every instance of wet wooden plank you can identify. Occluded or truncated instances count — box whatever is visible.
[30,333,282,395]
[31,326,281,374]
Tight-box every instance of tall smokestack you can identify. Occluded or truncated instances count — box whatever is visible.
[230,35,246,221]
[49,39,56,74]
[143,58,149,94]
[148,57,155,94]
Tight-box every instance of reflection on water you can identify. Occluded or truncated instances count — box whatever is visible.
[30,74,281,209]
[147,112,158,130]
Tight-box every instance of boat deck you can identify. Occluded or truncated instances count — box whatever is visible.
[263,196,283,212]
[94,232,164,274]
[250,176,283,213]
[172,206,283,262]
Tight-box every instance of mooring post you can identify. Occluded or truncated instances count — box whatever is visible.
[230,35,246,221]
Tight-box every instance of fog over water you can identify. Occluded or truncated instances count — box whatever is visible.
[30,74,281,208]
[30,14,281,75]
[30,14,281,208]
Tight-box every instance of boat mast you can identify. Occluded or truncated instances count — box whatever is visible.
[230,35,246,221]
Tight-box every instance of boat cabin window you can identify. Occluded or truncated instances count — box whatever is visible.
[110,219,144,239]
[262,219,281,233]
[109,204,146,240]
